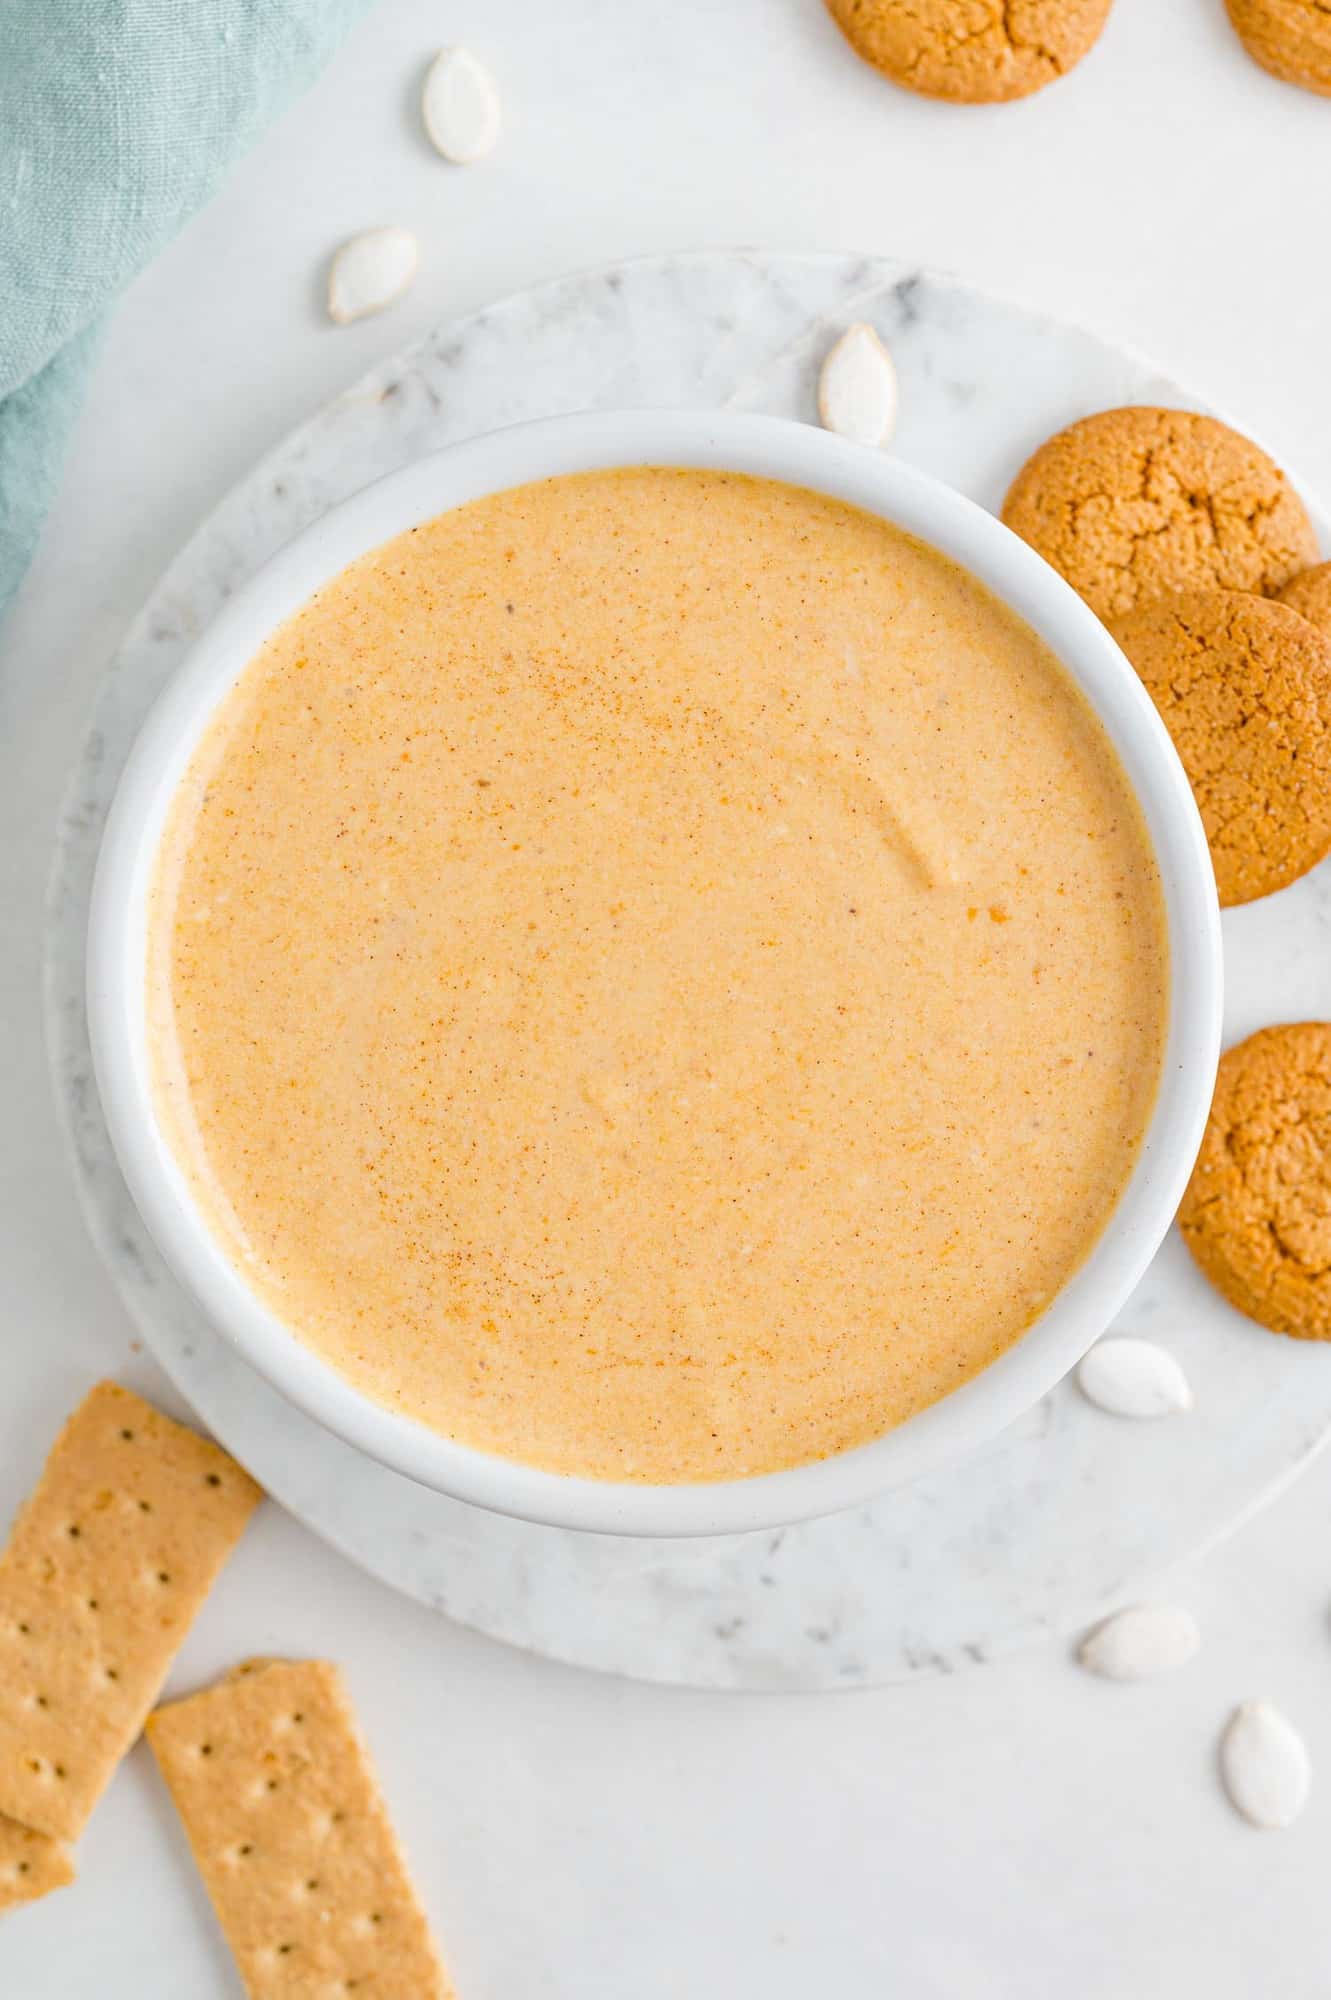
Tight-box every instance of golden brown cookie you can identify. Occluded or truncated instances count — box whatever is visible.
[1226,0,1331,95]
[1279,561,1331,636]
[824,0,1114,102]
[1179,1023,1331,1341]
[1002,408,1317,621]
[1108,589,1331,907]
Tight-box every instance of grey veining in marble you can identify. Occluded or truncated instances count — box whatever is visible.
[46,252,1331,1691]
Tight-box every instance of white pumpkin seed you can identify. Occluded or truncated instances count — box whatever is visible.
[1220,1701,1310,1829]
[1077,1604,1200,1680]
[817,323,898,448]
[327,227,419,325]
[422,47,502,164]
[1076,1338,1192,1418]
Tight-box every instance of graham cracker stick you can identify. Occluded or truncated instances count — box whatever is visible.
[148,1658,452,1998]
[0,1382,262,1843]
[0,1815,73,1913]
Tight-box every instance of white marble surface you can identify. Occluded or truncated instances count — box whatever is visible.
[8,0,1331,1991]
[47,250,1331,1693]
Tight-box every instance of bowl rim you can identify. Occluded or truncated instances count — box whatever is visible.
[86,407,1223,1536]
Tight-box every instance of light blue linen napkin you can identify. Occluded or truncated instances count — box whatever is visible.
[0,0,372,625]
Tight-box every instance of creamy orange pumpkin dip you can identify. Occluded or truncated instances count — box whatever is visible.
[149,468,1168,1483]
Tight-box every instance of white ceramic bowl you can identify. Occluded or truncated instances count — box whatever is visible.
[88,409,1222,1537]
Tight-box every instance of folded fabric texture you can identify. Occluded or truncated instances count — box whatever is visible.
[0,0,372,626]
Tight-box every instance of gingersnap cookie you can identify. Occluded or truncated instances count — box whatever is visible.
[1179,1024,1331,1342]
[1108,589,1331,907]
[1002,407,1317,622]
[823,0,1113,103]
[1279,561,1331,636]
[1226,0,1331,96]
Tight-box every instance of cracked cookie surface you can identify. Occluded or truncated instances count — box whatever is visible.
[1279,561,1331,636]
[1226,0,1331,95]
[1179,1023,1331,1342]
[824,0,1113,102]
[1109,589,1331,907]
[1002,407,1317,621]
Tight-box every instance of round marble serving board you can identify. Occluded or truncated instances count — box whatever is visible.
[48,251,1331,1692]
